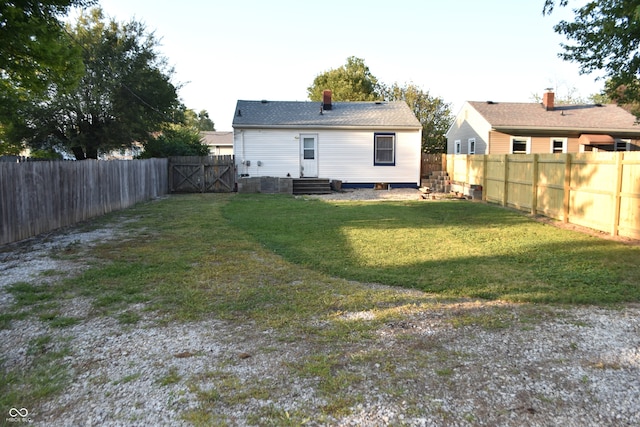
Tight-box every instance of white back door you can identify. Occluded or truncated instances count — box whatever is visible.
[300,134,318,177]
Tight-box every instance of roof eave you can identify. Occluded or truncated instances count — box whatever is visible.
[492,125,640,138]
[232,124,422,131]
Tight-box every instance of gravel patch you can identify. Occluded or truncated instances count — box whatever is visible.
[304,188,427,201]
[1,193,638,426]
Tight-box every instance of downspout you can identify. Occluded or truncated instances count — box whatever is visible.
[239,130,246,176]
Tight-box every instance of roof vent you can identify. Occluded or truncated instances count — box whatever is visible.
[236,109,241,117]
[261,99,268,104]
[486,101,495,104]
[375,101,383,105]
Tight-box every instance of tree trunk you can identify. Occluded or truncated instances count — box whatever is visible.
[86,146,98,159]
[72,146,86,160]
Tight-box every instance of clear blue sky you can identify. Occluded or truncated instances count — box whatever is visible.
[95,0,600,130]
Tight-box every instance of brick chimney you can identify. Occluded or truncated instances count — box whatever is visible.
[543,89,555,111]
[322,89,332,110]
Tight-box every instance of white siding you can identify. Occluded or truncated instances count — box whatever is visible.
[446,102,492,154]
[234,127,421,185]
[234,129,299,177]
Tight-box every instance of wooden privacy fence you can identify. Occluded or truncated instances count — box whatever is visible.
[169,155,236,193]
[447,153,640,240]
[0,158,168,245]
[421,153,447,177]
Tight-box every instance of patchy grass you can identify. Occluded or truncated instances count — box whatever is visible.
[157,367,182,387]
[2,193,638,424]
[0,335,72,411]
[223,194,640,305]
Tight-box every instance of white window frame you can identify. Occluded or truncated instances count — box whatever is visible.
[550,137,567,154]
[510,136,531,154]
[615,139,630,151]
[455,140,461,154]
[468,138,476,155]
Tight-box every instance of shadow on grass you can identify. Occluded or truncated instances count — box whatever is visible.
[223,194,640,305]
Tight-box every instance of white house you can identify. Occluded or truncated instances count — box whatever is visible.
[232,90,423,188]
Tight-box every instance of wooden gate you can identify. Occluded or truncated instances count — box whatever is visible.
[421,153,447,178]
[169,155,236,193]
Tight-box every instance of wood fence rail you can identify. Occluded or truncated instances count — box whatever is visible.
[447,152,640,240]
[0,159,168,245]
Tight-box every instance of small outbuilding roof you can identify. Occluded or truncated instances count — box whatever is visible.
[468,101,640,136]
[232,100,422,130]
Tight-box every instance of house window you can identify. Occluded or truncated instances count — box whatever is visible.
[615,139,629,151]
[551,138,567,153]
[455,140,461,154]
[511,137,530,154]
[468,138,476,154]
[374,133,395,165]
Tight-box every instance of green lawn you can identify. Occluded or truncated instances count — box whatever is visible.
[4,193,639,423]
[223,194,640,305]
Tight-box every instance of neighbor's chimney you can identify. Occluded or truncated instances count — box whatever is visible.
[322,89,332,110]
[543,89,555,111]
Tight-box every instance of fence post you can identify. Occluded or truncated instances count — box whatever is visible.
[531,154,539,215]
[562,154,571,223]
[482,155,488,202]
[502,155,509,207]
[612,152,624,236]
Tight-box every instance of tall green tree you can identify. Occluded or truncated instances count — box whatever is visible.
[307,56,382,101]
[543,0,640,106]
[0,0,95,121]
[185,109,215,131]
[382,83,453,153]
[4,8,182,159]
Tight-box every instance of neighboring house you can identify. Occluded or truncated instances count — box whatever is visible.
[201,131,234,155]
[232,90,423,188]
[447,90,640,155]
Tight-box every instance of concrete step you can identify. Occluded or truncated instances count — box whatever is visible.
[292,178,332,195]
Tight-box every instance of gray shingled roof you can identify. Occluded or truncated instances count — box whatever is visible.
[232,100,422,129]
[469,101,640,134]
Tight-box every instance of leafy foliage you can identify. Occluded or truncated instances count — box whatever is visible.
[381,83,453,153]
[3,8,182,159]
[544,0,640,107]
[0,0,95,121]
[185,109,215,131]
[138,125,209,158]
[307,56,382,101]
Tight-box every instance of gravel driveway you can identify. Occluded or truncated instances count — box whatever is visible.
[1,190,638,426]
